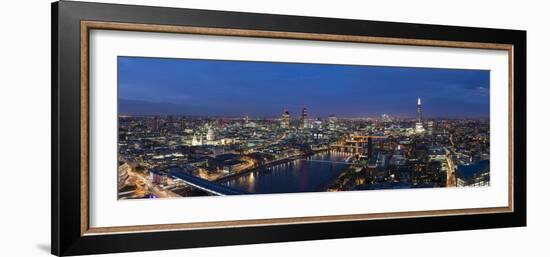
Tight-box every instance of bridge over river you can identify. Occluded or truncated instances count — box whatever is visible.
[170,171,249,196]
[297,159,352,165]
[171,152,353,196]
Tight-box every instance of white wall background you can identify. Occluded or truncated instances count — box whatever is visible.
[0,0,547,256]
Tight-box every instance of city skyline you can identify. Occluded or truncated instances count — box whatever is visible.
[117,57,490,199]
[118,56,490,118]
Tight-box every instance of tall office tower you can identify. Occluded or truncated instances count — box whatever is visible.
[415,97,425,133]
[328,114,337,130]
[151,116,159,131]
[280,109,290,129]
[417,97,422,122]
[427,121,434,135]
[301,107,308,128]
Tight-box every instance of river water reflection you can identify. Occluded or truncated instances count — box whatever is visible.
[223,151,352,194]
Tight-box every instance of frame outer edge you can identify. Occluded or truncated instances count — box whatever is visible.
[515,30,527,226]
[53,1,527,255]
[57,1,88,255]
[51,1,60,256]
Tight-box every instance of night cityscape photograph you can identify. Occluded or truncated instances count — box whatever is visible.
[117,56,491,199]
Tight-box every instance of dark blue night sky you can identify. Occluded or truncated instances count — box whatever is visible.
[118,56,490,118]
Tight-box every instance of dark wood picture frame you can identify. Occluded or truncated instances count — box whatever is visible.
[52,1,526,256]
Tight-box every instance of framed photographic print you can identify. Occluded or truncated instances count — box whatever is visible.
[51,1,526,256]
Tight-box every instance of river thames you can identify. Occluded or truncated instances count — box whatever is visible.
[222,151,352,194]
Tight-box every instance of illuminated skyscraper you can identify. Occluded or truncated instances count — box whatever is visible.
[415,97,425,133]
[416,97,422,122]
[427,121,434,135]
[328,114,337,130]
[280,109,290,129]
[300,107,308,129]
